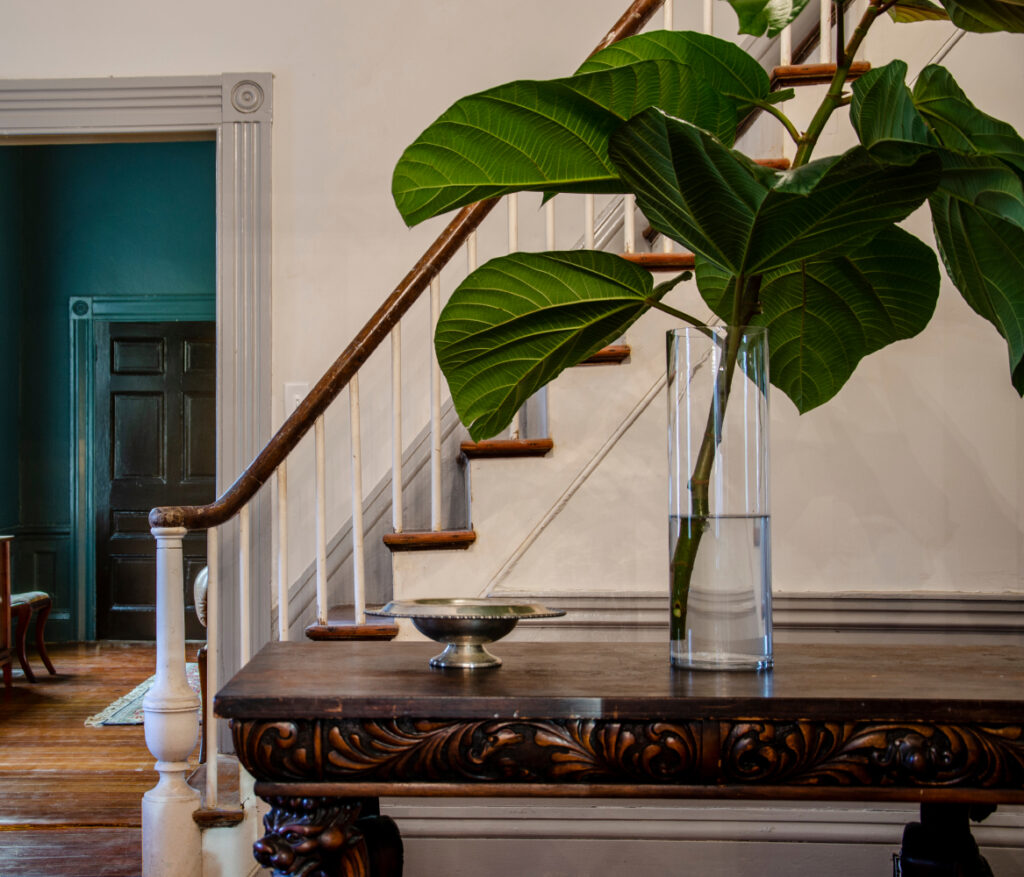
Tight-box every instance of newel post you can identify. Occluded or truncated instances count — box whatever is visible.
[143,526,202,877]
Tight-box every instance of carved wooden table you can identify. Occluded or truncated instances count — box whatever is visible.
[216,641,1024,876]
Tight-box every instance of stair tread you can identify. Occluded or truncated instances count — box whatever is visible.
[188,755,244,827]
[581,344,630,365]
[305,611,400,641]
[772,60,871,87]
[383,529,477,551]
[461,438,554,458]
[619,252,695,271]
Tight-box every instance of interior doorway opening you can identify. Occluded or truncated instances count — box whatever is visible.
[0,139,216,640]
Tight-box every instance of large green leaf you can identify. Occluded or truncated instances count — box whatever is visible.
[889,0,951,23]
[393,54,741,226]
[435,251,657,439]
[696,226,941,411]
[850,60,934,164]
[575,30,772,115]
[913,65,1024,179]
[608,109,941,276]
[929,154,1024,393]
[718,0,813,37]
[940,0,1024,32]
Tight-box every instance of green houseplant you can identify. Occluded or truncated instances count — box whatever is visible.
[391,0,1024,661]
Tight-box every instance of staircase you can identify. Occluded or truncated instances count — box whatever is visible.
[138,2,933,875]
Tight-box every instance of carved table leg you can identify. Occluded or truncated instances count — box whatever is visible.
[895,803,994,876]
[254,795,402,877]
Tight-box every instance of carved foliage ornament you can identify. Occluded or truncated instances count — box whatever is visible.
[233,718,1024,789]
[234,718,701,784]
[722,722,1024,788]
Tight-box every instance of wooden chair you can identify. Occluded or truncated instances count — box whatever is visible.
[10,591,57,682]
[0,536,13,688]
[193,567,209,761]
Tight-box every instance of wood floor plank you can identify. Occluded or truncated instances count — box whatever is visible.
[0,827,142,876]
[0,642,199,875]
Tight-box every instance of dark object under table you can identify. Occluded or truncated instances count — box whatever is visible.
[215,641,1024,877]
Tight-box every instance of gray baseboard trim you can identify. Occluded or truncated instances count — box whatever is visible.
[381,798,1024,847]
[504,591,1024,643]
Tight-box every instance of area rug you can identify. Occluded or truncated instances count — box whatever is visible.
[85,663,200,727]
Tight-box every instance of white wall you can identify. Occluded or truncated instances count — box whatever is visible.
[2,3,1021,602]
[770,19,1024,596]
[0,0,630,587]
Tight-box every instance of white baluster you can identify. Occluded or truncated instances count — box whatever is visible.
[623,194,636,254]
[546,200,556,250]
[820,0,832,64]
[350,373,367,624]
[314,414,328,622]
[238,504,250,666]
[702,0,713,34]
[143,526,201,877]
[276,466,289,641]
[391,324,404,534]
[205,526,220,806]
[430,278,442,530]
[585,194,596,250]
[508,192,519,253]
[664,0,674,29]
[467,230,478,272]
[780,25,793,67]
[510,194,523,440]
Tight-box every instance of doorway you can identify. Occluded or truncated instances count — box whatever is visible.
[94,321,215,640]
[1,74,272,656]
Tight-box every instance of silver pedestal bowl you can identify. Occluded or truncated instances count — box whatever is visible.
[367,598,565,669]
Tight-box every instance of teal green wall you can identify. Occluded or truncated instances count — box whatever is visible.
[0,149,24,532]
[9,141,215,638]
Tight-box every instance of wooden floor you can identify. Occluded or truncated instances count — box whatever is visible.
[0,642,186,877]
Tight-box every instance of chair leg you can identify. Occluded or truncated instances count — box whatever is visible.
[197,645,207,763]
[13,603,36,683]
[33,598,56,676]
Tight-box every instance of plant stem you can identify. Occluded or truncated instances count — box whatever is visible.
[670,277,759,642]
[672,2,887,645]
[646,298,711,331]
[753,100,802,146]
[792,0,884,168]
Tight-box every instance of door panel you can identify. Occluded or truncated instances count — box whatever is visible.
[95,321,215,640]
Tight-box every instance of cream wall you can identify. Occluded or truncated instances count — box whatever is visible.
[2,3,1022,603]
[0,0,629,589]
[770,20,1024,596]
[0,0,621,415]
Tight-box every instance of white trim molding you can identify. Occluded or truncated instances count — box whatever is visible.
[0,73,273,656]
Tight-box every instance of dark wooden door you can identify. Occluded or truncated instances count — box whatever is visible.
[94,322,215,640]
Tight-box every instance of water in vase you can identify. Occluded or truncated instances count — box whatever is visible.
[669,514,772,671]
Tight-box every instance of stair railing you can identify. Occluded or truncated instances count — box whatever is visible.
[141,0,842,871]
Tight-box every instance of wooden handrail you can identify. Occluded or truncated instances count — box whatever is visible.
[149,0,665,531]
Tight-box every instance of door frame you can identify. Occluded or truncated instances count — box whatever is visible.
[71,298,215,640]
[1,75,273,644]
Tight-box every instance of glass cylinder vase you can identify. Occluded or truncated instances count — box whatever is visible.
[667,326,772,671]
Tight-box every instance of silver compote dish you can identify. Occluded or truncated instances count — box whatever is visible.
[367,598,565,669]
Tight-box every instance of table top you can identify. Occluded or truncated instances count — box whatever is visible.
[216,640,1024,724]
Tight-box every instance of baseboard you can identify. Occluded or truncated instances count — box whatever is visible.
[502,591,1024,644]
[381,798,1024,846]
[381,798,1023,877]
